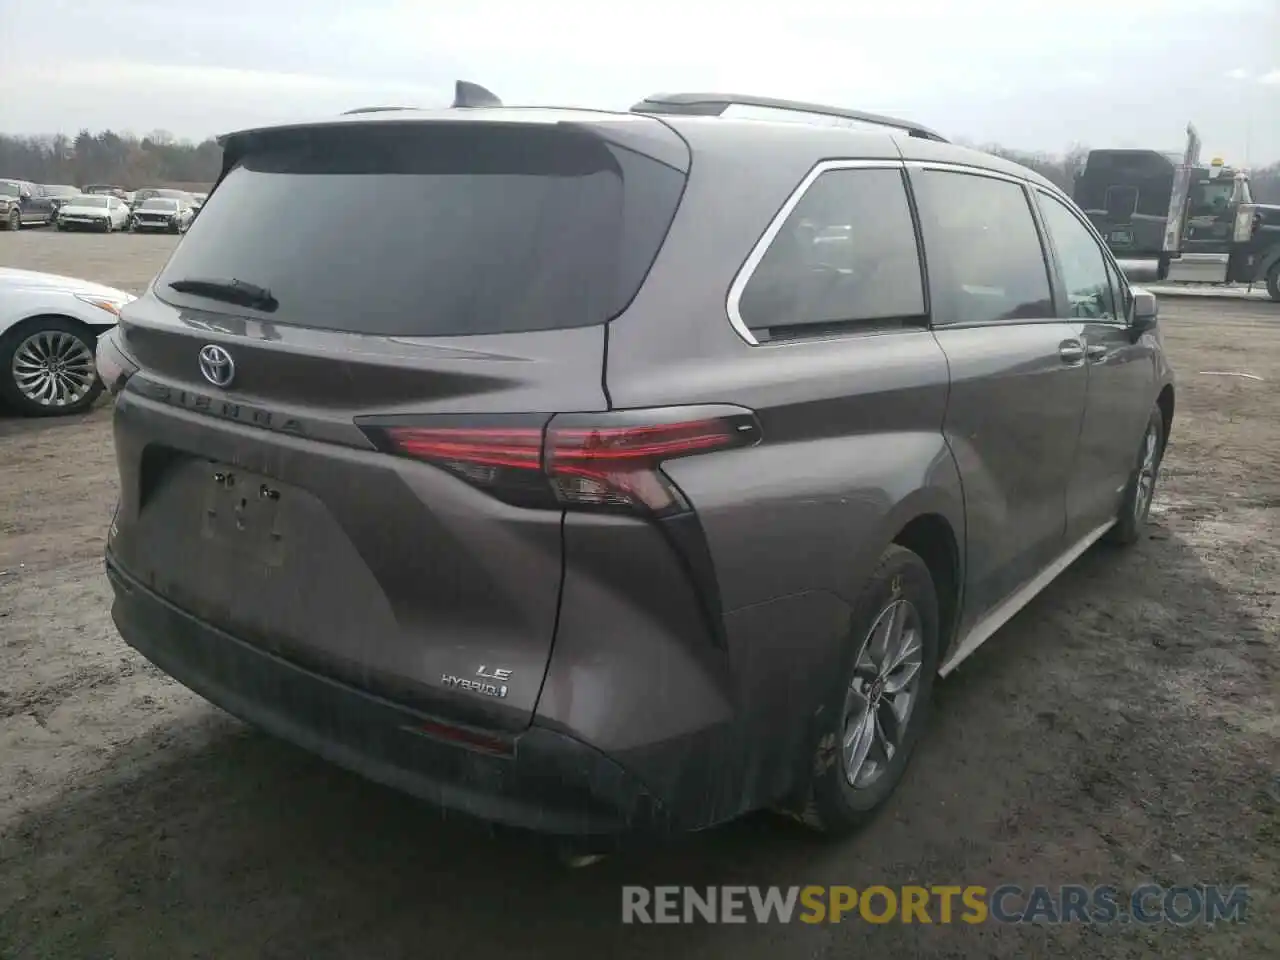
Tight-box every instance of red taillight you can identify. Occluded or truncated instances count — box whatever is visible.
[361,406,760,515]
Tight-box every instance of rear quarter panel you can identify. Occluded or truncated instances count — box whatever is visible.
[562,125,964,817]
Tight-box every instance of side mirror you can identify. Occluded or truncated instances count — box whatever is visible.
[1130,287,1158,337]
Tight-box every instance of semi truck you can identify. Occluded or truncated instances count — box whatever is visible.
[1073,124,1280,301]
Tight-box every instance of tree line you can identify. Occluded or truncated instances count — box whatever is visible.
[2,128,1278,202]
[0,130,222,190]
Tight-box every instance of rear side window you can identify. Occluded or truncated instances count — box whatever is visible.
[912,170,1054,325]
[1104,184,1139,219]
[737,167,925,339]
[156,124,685,337]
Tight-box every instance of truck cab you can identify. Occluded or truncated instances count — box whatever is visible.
[0,179,57,230]
[1073,125,1280,300]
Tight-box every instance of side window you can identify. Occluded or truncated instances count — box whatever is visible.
[911,170,1054,325]
[1105,256,1131,322]
[737,167,925,338]
[1037,192,1119,321]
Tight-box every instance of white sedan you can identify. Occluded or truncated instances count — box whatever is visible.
[0,268,135,416]
[55,194,132,232]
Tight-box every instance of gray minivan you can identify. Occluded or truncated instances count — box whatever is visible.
[99,86,1174,841]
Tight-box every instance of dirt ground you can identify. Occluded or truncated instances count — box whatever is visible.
[0,230,1276,959]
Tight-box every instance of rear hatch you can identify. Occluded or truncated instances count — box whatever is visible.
[109,115,688,731]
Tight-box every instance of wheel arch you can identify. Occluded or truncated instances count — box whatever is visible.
[891,511,962,660]
[871,481,965,660]
[1256,244,1280,283]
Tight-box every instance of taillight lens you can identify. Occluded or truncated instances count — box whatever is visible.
[360,406,761,516]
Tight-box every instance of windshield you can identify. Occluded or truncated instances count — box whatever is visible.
[70,196,110,208]
[140,199,178,211]
[157,124,685,337]
[0,183,19,197]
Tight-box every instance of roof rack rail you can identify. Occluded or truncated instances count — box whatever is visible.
[342,106,415,115]
[629,92,948,143]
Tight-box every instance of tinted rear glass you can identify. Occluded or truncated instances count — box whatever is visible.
[156,123,686,336]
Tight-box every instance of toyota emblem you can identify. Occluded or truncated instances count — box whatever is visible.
[198,344,235,388]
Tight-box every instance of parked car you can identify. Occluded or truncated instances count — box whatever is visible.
[56,194,131,232]
[129,187,193,214]
[42,184,81,214]
[101,86,1175,843]
[0,179,56,230]
[130,197,194,233]
[0,268,134,415]
[83,184,129,201]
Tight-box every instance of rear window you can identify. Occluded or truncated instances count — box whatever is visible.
[156,123,686,337]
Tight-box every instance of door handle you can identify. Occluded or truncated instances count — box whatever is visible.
[1058,340,1085,364]
[1086,344,1107,362]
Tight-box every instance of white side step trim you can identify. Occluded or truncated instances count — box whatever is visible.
[938,520,1115,677]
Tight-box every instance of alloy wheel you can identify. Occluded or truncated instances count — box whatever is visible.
[841,597,924,789]
[11,330,96,408]
[1134,423,1159,521]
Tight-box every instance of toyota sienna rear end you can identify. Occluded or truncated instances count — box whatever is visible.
[104,106,756,835]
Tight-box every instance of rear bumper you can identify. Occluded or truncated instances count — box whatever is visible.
[106,553,672,837]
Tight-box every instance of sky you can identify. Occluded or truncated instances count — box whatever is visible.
[2,0,1279,164]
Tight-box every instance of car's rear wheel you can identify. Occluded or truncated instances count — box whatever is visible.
[1265,262,1280,303]
[796,544,939,835]
[1105,407,1164,546]
[0,318,104,417]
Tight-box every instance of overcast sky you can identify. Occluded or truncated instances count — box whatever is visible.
[3,0,1279,163]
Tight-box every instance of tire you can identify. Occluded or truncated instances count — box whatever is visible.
[1104,407,1164,546]
[5,209,18,231]
[796,544,940,835]
[1266,262,1280,303]
[104,219,113,234]
[0,317,104,417]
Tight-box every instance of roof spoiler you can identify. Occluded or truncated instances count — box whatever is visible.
[630,92,948,142]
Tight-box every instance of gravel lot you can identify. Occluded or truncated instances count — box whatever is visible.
[1,230,1277,959]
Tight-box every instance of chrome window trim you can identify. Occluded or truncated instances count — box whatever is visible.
[904,159,1031,187]
[725,158,907,347]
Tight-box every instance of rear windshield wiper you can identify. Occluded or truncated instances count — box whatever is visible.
[166,277,279,311]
